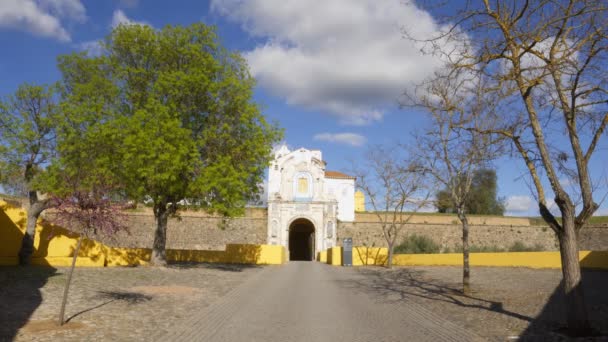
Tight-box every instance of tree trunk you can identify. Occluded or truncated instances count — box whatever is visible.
[459,212,471,295]
[58,235,83,326]
[18,192,46,265]
[151,203,169,266]
[387,242,394,269]
[558,214,591,335]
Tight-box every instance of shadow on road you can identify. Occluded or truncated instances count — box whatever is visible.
[0,266,58,341]
[168,262,261,272]
[342,266,608,340]
[346,267,533,322]
[65,290,153,323]
[519,269,608,340]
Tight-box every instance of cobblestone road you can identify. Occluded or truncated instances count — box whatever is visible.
[157,262,482,342]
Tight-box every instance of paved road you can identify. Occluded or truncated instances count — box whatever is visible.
[156,262,481,342]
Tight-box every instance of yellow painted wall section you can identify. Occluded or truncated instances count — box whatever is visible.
[106,248,151,266]
[580,251,608,269]
[0,203,26,258]
[326,246,342,266]
[352,247,388,266]
[317,250,327,263]
[225,244,286,265]
[0,202,287,267]
[322,246,608,269]
[354,191,365,212]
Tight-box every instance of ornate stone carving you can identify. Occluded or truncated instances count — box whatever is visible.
[326,221,334,238]
[271,220,278,237]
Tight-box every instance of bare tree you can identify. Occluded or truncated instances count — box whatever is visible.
[407,70,503,294]
[351,145,429,268]
[406,0,608,334]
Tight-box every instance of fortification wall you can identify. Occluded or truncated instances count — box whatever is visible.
[354,212,532,226]
[337,221,608,251]
[34,204,606,251]
[48,208,269,251]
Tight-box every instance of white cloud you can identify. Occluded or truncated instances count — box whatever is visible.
[0,0,86,42]
[78,40,104,56]
[111,9,146,28]
[505,195,533,213]
[313,132,367,147]
[211,0,451,125]
[40,0,86,22]
[594,207,608,216]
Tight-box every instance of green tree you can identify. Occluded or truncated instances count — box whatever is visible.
[435,168,505,215]
[58,23,282,266]
[0,84,59,265]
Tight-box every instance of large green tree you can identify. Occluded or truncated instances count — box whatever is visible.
[436,168,505,215]
[58,23,281,265]
[0,84,59,265]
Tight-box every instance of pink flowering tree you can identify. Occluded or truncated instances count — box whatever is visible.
[49,186,128,326]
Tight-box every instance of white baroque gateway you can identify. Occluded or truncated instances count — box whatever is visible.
[267,145,356,261]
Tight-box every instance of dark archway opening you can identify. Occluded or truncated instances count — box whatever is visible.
[289,218,315,261]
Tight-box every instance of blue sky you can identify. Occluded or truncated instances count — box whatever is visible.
[0,0,606,216]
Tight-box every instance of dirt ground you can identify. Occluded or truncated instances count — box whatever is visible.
[0,263,262,342]
[352,266,608,341]
[1,264,607,341]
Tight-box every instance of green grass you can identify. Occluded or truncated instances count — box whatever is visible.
[529,216,608,226]
[422,241,546,254]
[360,210,509,218]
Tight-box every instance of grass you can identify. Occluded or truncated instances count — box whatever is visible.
[529,216,608,226]
[402,240,546,254]
[359,210,511,218]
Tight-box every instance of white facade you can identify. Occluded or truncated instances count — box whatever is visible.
[267,146,355,259]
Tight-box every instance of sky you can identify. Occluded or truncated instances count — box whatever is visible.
[0,0,606,216]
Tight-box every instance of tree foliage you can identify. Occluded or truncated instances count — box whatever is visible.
[436,168,505,215]
[0,83,59,264]
[49,179,128,326]
[57,23,282,265]
[0,83,58,195]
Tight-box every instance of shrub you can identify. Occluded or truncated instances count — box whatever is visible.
[469,245,505,253]
[447,244,504,253]
[509,241,544,252]
[394,234,440,254]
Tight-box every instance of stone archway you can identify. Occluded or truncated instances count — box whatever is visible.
[288,218,315,261]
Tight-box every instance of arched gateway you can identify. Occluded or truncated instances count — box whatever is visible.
[288,218,315,261]
[266,145,358,261]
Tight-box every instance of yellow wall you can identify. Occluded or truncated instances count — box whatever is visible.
[317,250,327,263]
[0,201,286,267]
[354,191,365,212]
[326,246,342,266]
[352,247,388,266]
[320,246,608,269]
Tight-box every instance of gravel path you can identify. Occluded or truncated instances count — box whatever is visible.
[158,262,482,342]
[0,263,262,341]
[350,266,608,341]
[3,263,606,341]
